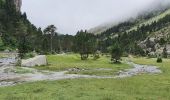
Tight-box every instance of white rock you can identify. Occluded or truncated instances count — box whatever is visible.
[21,55,47,67]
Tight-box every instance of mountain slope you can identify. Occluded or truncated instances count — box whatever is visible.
[97,8,170,55]
[89,5,170,35]
[128,8,170,32]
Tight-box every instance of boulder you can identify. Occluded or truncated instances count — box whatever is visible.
[21,55,47,67]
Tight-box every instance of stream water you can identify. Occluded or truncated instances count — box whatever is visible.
[115,61,162,78]
[0,57,162,87]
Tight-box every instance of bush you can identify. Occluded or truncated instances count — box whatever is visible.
[157,57,162,63]
[93,51,100,60]
[80,54,89,60]
[16,59,21,66]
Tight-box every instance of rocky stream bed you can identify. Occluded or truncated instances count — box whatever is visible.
[0,57,162,87]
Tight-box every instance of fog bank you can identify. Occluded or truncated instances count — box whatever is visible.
[22,0,170,35]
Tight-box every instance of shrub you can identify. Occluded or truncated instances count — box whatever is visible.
[80,54,89,60]
[16,59,21,66]
[93,51,100,60]
[157,57,162,63]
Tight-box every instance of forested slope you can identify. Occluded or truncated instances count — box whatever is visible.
[97,8,170,55]
[0,0,43,52]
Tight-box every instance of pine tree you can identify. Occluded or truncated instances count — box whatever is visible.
[44,25,57,53]
[16,21,28,59]
[75,30,97,60]
[111,42,122,63]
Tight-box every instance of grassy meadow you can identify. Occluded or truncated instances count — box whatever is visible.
[35,54,130,76]
[0,55,170,100]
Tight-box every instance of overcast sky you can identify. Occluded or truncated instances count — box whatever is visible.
[21,0,170,35]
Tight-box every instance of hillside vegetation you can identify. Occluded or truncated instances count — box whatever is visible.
[97,7,170,56]
[128,8,170,32]
[35,54,130,76]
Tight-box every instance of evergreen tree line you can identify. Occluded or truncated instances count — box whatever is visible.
[1,0,170,61]
[0,0,75,58]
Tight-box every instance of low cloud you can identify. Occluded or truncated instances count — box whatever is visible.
[22,0,170,35]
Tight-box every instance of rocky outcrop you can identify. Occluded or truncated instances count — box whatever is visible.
[138,37,157,53]
[13,0,22,12]
[5,0,22,12]
[14,0,22,11]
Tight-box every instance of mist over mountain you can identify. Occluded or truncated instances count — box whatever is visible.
[89,0,170,34]
[22,0,170,35]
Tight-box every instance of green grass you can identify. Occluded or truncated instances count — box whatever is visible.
[0,75,170,100]
[35,54,130,76]
[1,56,170,100]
